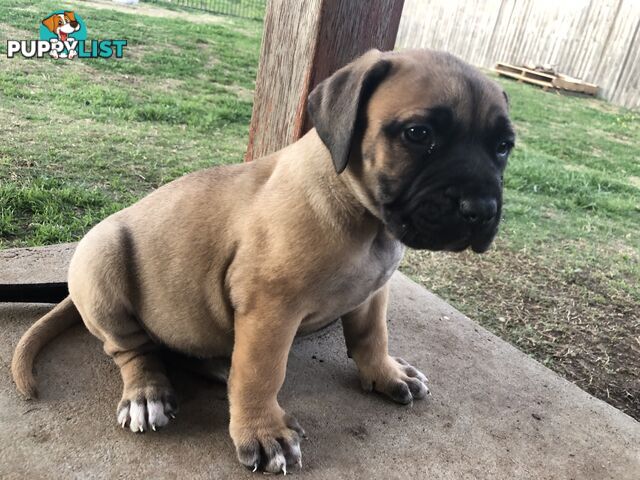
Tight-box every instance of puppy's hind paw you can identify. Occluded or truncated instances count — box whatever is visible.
[117,389,177,433]
[360,356,430,405]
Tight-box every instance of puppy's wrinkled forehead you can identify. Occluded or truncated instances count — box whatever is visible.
[366,50,508,131]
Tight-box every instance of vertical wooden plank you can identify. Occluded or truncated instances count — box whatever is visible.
[246,0,405,161]
[610,18,640,104]
[594,1,640,102]
[482,0,508,66]
[593,0,624,76]
[495,0,520,65]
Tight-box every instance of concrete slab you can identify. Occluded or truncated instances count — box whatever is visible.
[0,245,638,479]
[0,243,76,284]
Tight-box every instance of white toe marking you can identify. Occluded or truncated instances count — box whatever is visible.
[252,464,258,473]
[290,443,301,460]
[147,400,169,429]
[129,401,147,433]
[265,453,286,474]
[117,406,130,428]
[283,464,287,475]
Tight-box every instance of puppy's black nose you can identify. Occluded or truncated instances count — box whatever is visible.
[459,197,497,224]
[70,21,79,28]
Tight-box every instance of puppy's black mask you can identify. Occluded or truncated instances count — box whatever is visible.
[380,105,515,253]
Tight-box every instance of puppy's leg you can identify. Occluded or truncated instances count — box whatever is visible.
[110,342,177,433]
[228,307,304,474]
[78,302,177,433]
[342,283,429,404]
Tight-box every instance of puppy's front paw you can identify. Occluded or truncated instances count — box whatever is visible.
[360,356,429,404]
[117,386,177,433]
[231,412,305,474]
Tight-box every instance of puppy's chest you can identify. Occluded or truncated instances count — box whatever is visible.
[300,235,404,333]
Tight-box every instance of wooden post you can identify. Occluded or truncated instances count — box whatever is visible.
[245,0,405,161]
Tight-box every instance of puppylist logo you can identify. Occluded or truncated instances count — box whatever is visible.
[7,10,127,59]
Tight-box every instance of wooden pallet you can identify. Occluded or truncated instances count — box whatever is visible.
[553,73,598,96]
[494,62,598,96]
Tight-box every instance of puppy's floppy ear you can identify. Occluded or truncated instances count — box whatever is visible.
[41,14,59,33]
[307,49,392,174]
[64,11,76,23]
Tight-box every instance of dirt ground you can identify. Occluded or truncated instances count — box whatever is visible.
[402,242,640,421]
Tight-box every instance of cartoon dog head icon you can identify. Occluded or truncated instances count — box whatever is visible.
[41,11,81,59]
[42,11,80,42]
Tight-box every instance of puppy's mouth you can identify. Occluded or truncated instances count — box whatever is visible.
[383,196,501,254]
[392,222,498,253]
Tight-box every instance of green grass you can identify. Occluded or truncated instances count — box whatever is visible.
[1,0,638,419]
[501,82,639,248]
[0,0,261,246]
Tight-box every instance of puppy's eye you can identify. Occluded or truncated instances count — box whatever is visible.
[404,125,432,144]
[496,140,513,158]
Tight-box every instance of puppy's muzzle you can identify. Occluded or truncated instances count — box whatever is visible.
[385,176,503,253]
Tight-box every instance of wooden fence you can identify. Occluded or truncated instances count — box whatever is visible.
[143,0,265,20]
[396,0,640,109]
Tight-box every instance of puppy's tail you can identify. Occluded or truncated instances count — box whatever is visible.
[11,296,81,399]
